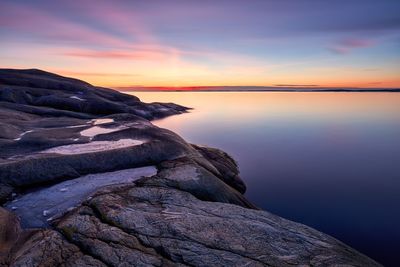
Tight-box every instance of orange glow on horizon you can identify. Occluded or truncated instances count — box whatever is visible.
[57,72,400,89]
[43,66,400,90]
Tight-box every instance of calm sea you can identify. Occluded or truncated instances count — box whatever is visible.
[131,92,400,266]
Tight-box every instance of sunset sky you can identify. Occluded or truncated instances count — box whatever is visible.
[1,0,400,88]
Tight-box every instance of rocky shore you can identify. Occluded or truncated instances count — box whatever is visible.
[0,69,381,266]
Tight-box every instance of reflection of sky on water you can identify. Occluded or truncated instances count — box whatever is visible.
[132,92,400,266]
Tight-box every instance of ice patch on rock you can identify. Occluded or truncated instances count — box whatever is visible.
[69,96,85,101]
[5,166,157,228]
[65,124,87,129]
[40,138,145,155]
[61,119,115,132]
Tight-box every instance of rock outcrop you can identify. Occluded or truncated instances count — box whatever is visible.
[0,69,381,266]
[0,69,187,120]
[0,69,192,200]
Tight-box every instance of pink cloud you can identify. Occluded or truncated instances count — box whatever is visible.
[56,41,188,63]
[62,49,168,61]
[0,1,186,67]
[58,0,156,45]
[0,2,130,47]
[54,70,140,77]
[340,39,374,47]
[329,38,375,54]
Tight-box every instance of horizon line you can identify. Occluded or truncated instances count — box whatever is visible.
[114,85,400,92]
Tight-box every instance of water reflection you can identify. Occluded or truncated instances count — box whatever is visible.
[131,92,400,266]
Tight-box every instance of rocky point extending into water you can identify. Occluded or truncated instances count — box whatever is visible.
[0,69,381,266]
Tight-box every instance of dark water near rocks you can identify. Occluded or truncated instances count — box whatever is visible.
[132,92,400,266]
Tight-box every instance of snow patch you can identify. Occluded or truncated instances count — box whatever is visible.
[40,138,145,155]
[91,118,114,125]
[80,125,126,138]
[14,130,34,141]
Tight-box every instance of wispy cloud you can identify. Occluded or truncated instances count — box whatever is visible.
[274,84,319,87]
[0,2,128,47]
[363,68,380,72]
[329,38,375,54]
[61,48,169,61]
[56,70,141,77]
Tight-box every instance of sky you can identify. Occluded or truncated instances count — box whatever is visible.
[1,0,400,88]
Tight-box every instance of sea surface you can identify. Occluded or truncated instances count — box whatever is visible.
[130,92,400,266]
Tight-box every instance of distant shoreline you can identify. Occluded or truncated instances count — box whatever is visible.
[116,85,400,92]
[120,89,400,93]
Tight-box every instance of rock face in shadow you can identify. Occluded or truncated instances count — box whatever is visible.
[191,144,246,194]
[0,69,381,266]
[0,68,187,120]
[136,157,256,209]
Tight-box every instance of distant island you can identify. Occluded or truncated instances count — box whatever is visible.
[116,86,400,92]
